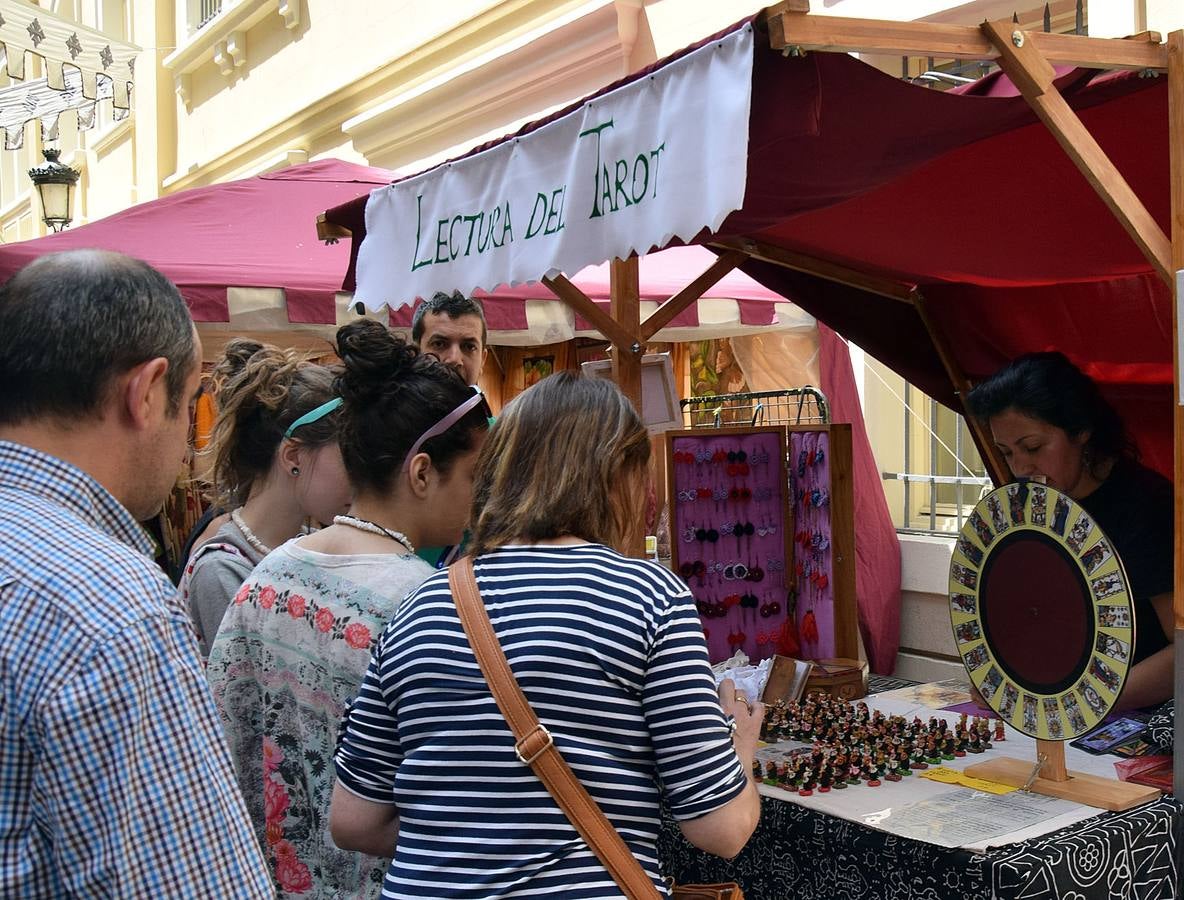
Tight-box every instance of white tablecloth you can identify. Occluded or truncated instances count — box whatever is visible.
[755,684,1142,850]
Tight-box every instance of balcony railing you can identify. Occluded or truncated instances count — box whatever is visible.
[197,0,222,30]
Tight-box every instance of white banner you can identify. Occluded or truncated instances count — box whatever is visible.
[354,23,754,311]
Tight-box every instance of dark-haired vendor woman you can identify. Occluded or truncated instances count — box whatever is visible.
[967,351,1173,710]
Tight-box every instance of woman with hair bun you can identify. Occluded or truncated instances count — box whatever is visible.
[966,351,1174,709]
[331,372,761,898]
[208,319,490,899]
[182,346,352,658]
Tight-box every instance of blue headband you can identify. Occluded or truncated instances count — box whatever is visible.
[284,397,343,439]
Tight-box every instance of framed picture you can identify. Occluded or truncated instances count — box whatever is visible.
[582,353,681,433]
[523,355,554,388]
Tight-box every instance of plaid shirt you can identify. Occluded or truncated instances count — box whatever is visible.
[0,441,273,898]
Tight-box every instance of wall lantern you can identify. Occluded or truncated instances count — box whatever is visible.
[28,148,81,233]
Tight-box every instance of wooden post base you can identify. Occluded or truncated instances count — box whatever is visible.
[963,757,1162,812]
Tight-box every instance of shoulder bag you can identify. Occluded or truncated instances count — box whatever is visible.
[447,557,744,900]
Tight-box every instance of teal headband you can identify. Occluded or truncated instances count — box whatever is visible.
[284,397,343,438]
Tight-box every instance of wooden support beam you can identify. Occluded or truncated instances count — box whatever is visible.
[1164,28,1183,804]
[767,10,1168,71]
[610,256,644,414]
[982,19,1173,286]
[316,212,351,242]
[639,249,747,342]
[709,238,918,304]
[913,293,1010,487]
[541,273,638,352]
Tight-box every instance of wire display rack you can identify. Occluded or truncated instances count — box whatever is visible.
[679,387,830,429]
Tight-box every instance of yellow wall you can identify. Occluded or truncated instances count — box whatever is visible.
[3,0,1180,242]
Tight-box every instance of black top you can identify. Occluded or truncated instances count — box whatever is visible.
[1076,458,1173,666]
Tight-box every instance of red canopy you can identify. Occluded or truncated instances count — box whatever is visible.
[0,158,396,325]
[325,17,1172,475]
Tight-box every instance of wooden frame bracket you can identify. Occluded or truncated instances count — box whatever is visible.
[981,19,1172,286]
[541,272,639,353]
[316,213,351,243]
[912,292,1010,487]
[710,238,918,304]
[639,249,747,341]
[767,9,1169,71]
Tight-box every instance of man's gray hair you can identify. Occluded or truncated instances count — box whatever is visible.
[0,250,195,426]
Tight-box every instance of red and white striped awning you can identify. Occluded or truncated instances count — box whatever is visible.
[192,245,812,355]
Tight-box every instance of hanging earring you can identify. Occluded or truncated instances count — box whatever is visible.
[290,466,300,476]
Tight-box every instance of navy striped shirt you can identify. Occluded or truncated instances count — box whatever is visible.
[335,543,747,899]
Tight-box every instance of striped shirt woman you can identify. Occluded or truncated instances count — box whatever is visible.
[336,544,748,897]
[332,372,762,898]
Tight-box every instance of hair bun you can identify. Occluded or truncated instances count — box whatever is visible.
[335,319,418,402]
[219,338,266,375]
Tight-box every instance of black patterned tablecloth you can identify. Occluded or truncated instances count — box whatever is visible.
[658,794,1181,900]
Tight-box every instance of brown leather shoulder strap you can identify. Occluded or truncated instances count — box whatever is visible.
[448,557,662,900]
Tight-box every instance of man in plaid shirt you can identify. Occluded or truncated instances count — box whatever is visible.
[0,251,272,897]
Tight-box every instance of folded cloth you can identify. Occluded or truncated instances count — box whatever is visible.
[1146,700,1174,753]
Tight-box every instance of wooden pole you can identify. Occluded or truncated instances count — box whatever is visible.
[1165,28,1184,804]
[912,294,1010,486]
[609,256,643,411]
[610,255,644,558]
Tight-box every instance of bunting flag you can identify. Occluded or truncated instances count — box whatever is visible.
[0,0,137,108]
[0,66,127,150]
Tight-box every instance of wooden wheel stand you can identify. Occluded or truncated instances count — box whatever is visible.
[964,739,1161,812]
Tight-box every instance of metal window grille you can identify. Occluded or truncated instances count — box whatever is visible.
[679,387,829,429]
[900,1,1086,86]
[881,384,991,535]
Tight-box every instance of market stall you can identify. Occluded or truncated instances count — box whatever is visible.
[318,3,1184,894]
[319,0,1179,767]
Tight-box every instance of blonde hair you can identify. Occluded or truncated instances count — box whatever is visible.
[206,347,339,507]
[469,372,650,555]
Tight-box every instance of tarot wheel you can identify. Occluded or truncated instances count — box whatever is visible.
[949,481,1134,741]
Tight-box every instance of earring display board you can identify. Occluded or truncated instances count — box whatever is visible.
[787,425,859,663]
[949,482,1135,741]
[667,427,792,664]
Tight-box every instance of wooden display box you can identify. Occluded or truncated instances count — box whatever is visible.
[803,657,868,701]
[760,655,815,704]
[788,424,859,662]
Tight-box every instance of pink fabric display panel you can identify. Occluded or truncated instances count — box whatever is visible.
[789,431,836,660]
[668,428,791,664]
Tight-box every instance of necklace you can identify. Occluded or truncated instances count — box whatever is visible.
[231,508,272,555]
[333,515,416,554]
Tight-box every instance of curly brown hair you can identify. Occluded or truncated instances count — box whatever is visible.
[205,347,339,507]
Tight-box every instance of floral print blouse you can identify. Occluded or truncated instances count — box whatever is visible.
[207,537,434,899]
